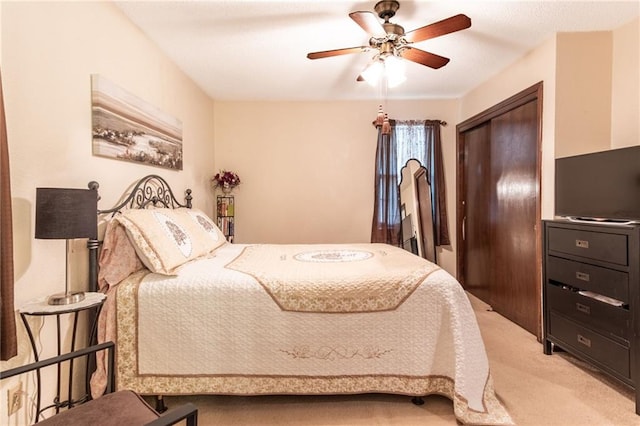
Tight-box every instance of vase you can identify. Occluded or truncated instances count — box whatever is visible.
[222,185,232,195]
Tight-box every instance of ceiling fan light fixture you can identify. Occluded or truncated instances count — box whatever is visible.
[361,54,406,88]
[361,58,385,87]
[384,54,406,88]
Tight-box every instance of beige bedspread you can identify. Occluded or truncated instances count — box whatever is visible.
[226,243,440,312]
[100,243,511,425]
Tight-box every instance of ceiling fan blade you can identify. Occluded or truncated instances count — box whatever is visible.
[404,14,471,43]
[400,47,450,69]
[307,46,368,60]
[349,11,386,37]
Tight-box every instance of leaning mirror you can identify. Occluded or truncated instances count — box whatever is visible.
[399,159,436,263]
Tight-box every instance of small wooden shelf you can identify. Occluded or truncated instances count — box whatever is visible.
[216,195,234,242]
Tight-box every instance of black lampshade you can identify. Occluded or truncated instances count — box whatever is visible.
[35,188,98,240]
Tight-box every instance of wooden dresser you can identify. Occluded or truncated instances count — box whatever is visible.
[543,219,640,414]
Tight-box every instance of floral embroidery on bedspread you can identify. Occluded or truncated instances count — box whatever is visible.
[279,345,393,360]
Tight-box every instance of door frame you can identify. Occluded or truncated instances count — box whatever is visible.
[456,82,544,339]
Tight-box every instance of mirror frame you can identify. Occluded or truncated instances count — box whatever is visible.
[399,159,436,262]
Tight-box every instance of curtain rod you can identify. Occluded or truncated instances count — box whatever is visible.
[371,119,447,127]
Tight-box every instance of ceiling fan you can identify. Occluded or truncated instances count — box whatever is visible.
[307,1,471,80]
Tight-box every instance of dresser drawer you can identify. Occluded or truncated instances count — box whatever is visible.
[549,312,630,379]
[546,256,629,303]
[547,227,628,265]
[546,284,629,341]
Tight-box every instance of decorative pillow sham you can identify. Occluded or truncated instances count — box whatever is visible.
[113,208,227,275]
[98,219,145,290]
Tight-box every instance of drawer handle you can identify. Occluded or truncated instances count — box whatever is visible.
[576,302,591,314]
[575,239,589,249]
[575,271,590,282]
[577,334,591,348]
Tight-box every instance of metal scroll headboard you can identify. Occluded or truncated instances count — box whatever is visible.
[86,174,193,292]
[90,174,192,214]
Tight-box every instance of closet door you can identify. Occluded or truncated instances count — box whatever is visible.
[461,123,493,305]
[489,100,539,335]
[457,83,542,338]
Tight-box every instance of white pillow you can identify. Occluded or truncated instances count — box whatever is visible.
[114,208,226,275]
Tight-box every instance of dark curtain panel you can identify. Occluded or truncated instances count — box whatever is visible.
[425,120,450,246]
[0,68,17,361]
[371,126,401,245]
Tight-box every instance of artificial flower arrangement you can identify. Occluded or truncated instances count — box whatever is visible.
[212,170,241,192]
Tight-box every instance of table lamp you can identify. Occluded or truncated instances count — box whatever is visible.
[35,187,97,305]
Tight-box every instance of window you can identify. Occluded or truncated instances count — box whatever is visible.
[372,119,450,246]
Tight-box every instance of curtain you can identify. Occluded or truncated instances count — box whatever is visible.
[371,119,450,247]
[371,126,401,246]
[425,120,450,246]
[0,68,17,361]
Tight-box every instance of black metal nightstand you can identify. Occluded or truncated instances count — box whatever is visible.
[19,292,106,419]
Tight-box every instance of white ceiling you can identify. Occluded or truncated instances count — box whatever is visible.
[116,1,639,101]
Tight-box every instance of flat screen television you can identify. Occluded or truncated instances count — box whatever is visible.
[555,146,640,223]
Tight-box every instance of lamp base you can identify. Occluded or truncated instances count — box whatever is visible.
[47,291,85,306]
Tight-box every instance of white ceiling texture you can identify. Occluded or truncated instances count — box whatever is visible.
[116,1,640,101]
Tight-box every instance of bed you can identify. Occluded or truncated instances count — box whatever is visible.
[87,175,512,425]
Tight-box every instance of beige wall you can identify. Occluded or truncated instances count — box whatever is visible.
[555,20,640,154]
[1,2,215,423]
[611,17,640,148]
[555,31,612,157]
[213,99,460,273]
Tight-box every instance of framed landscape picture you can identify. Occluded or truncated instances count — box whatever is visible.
[91,74,183,170]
